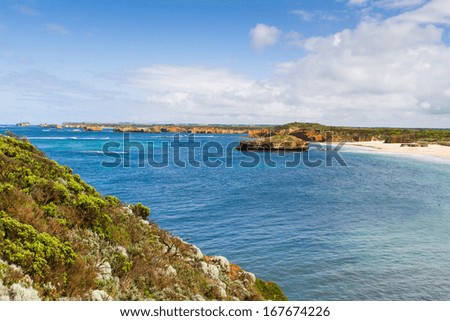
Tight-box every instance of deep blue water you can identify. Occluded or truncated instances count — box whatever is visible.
[2,125,450,300]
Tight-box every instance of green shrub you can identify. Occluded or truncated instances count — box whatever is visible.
[111,253,133,277]
[131,202,150,220]
[67,178,84,193]
[254,278,288,301]
[105,195,121,206]
[0,211,76,279]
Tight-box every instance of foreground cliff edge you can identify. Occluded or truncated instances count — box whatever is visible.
[0,134,286,301]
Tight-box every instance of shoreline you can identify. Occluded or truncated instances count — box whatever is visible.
[342,141,450,161]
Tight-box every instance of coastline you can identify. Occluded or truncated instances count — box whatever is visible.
[343,141,450,161]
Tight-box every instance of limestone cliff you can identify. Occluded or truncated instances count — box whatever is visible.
[237,135,309,152]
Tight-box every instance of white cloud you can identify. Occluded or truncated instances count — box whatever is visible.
[393,0,450,24]
[348,0,369,6]
[291,9,340,22]
[348,0,428,9]
[46,23,69,36]
[126,65,311,123]
[3,0,450,127]
[273,0,450,126]
[13,4,40,16]
[249,23,282,53]
[292,10,314,21]
[375,0,428,9]
[125,0,450,127]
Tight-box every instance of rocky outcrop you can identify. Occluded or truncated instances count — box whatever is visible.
[16,122,30,127]
[237,135,309,151]
[400,142,429,147]
[83,126,103,132]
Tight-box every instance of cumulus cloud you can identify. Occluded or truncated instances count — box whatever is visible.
[46,23,69,35]
[3,0,449,127]
[273,0,450,126]
[125,0,450,127]
[249,23,282,52]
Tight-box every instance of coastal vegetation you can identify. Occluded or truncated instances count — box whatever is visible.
[0,133,285,301]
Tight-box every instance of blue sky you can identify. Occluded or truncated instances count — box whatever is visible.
[1,0,450,127]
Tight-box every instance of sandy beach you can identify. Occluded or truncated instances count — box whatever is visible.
[344,141,450,161]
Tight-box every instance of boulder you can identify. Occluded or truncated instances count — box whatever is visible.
[210,256,230,273]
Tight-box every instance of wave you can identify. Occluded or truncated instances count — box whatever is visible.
[79,151,129,154]
[27,137,112,140]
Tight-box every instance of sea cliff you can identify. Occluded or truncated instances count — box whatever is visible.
[0,134,286,301]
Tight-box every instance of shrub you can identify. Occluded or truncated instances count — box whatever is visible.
[131,203,150,220]
[254,278,288,301]
[73,194,106,225]
[0,211,76,279]
[105,195,121,206]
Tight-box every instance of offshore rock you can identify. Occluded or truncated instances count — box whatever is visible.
[237,135,309,151]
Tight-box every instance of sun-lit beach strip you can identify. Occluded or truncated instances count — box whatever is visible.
[344,141,450,160]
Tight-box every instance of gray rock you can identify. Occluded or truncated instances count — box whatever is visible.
[122,206,133,215]
[241,271,256,284]
[216,285,227,299]
[97,261,112,280]
[206,264,220,280]
[193,294,205,301]
[0,282,10,301]
[189,245,204,260]
[166,265,177,277]
[9,283,41,301]
[91,289,112,301]
[115,246,128,258]
[210,256,230,273]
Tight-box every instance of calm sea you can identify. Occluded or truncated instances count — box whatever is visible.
[3,125,450,300]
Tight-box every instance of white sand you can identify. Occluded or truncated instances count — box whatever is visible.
[343,141,450,161]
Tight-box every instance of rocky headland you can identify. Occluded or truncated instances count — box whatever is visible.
[0,134,286,301]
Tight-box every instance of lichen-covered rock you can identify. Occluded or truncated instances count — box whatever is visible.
[91,289,112,301]
[97,261,112,280]
[0,282,9,301]
[188,244,204,260]
[9,283,41,301]
[166,265,177,277]
[206,264,220,280]
[210,256,230,273]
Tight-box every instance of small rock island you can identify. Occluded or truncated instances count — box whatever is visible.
[237,135,309,152]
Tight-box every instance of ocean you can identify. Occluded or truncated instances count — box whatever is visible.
[3,126,450,300]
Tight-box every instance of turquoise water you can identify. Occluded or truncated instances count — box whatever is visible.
[3,126,450,300]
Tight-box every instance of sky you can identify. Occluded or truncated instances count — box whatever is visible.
[1,0,450,127]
